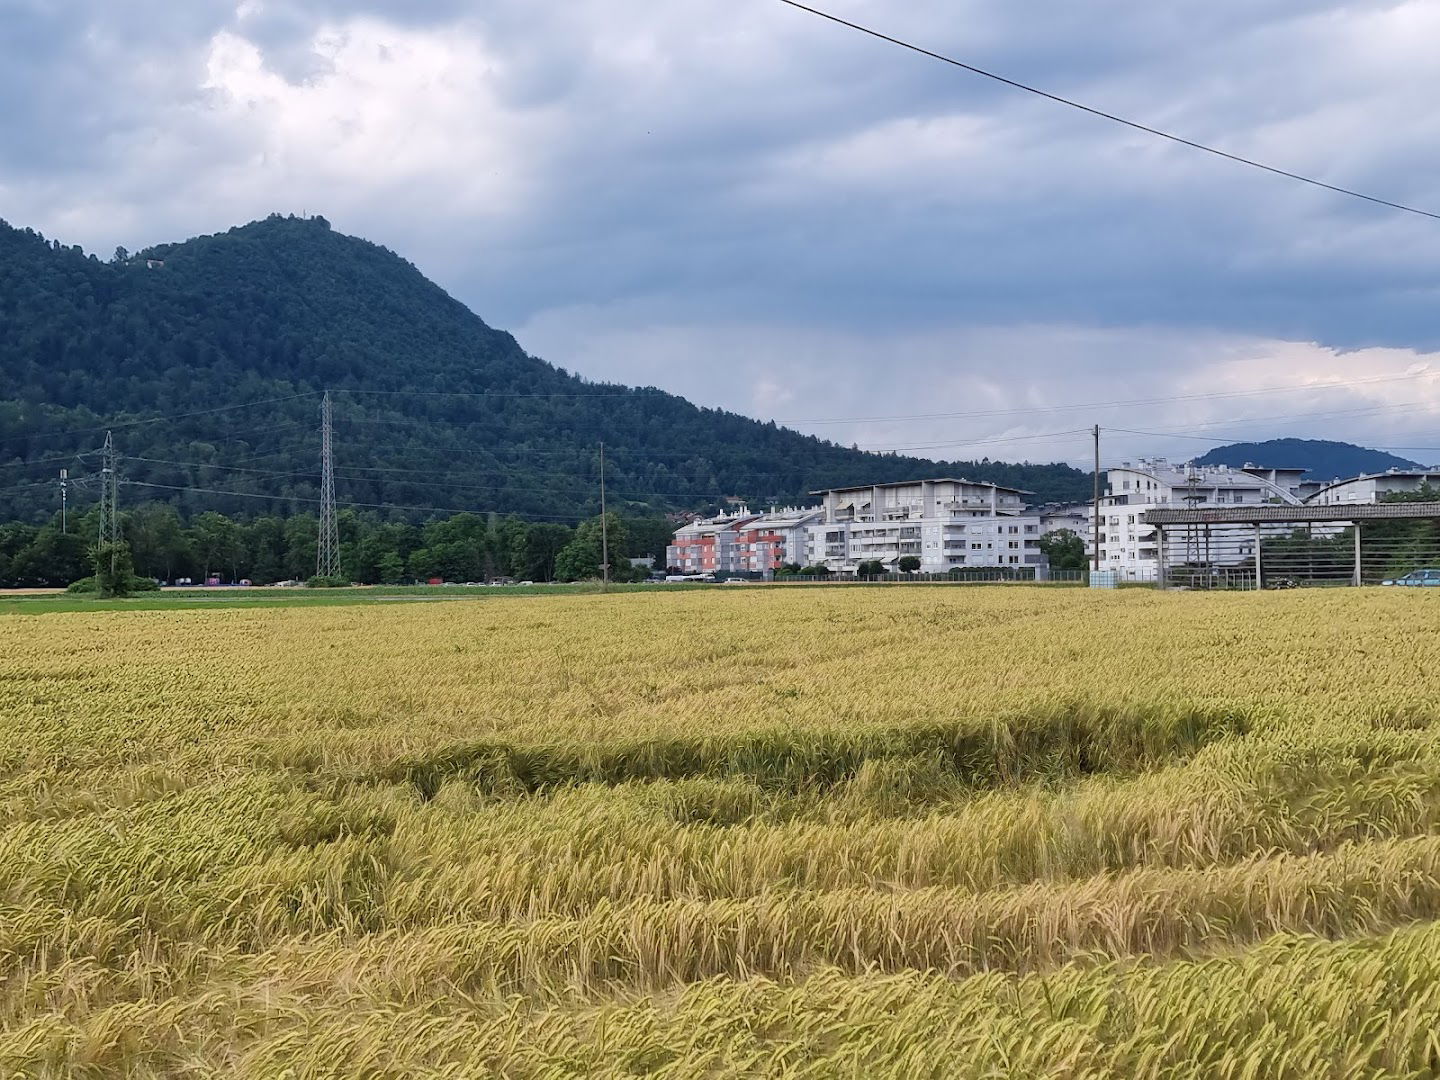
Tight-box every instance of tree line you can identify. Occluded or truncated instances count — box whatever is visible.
[0,504,676,588]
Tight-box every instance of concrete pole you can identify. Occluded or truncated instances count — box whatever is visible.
[1353,524,1362,587]
[1156,525,1166,588]
[1092,425,1101,572]
[1254,524,1263,591]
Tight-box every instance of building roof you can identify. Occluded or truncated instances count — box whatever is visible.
[1145,502,1440,525]
[745,507,824,528]
[809,477,1034,497]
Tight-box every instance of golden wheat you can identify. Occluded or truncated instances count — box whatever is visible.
[2,587,1440,1076]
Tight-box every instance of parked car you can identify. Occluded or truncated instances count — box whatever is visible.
[1381,569,1440,587]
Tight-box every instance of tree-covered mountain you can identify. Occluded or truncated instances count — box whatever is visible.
[0,214,1089,525]
[1195,439,1423,481]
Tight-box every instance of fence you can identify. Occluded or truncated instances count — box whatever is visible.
[763,569,1088,586]
[1142,504,1440,589]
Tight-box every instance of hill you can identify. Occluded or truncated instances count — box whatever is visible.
[1194,438,1421,481]
[0,215,1089,524]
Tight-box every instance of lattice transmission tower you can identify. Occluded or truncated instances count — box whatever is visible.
[317,391,341,579]
[97,431,119,574]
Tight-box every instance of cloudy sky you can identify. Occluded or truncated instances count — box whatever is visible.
[5,0,1440,467]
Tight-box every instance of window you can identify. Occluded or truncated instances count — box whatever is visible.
[1008,541,1019,549]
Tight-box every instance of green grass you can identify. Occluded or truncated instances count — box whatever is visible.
[0,582,712,615]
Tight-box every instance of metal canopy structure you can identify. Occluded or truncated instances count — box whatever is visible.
[1144,502,1440,526]
[1139,502,1440,589]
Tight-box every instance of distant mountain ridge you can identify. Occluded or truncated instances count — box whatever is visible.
[1195,439,1423,481]
[0,214,1091,523]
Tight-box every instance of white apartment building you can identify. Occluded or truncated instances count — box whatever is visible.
[1098,459,1303,580]
[804,479,1046,573]
[1305,469,1440,506]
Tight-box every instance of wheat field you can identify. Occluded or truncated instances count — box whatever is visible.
[3,586,1440,1077]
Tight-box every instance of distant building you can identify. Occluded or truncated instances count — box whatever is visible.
[1304,468,1440,506]
[1099,459,1303,580]
[804,479,1045,573]
[666,510,758,575]
[666,507,822,574]
[732,507,825,572]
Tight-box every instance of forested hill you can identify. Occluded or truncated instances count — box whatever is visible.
[1195,439,1422,481]
[0,214,1089,523]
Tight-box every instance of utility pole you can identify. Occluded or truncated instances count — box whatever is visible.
[59,468,68,533]
[98,432,119,574]
[1091,424,1101,572]
[599,441,610,592]
[317,391,341,579]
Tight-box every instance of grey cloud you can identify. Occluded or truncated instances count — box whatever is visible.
[4,0,1440,460]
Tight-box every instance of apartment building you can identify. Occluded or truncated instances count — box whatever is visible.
[666,511,757,574]
[1304,469,1440,506]
[805,479,1045,573]
[666,507,823,574]
[731,507,825,573]
[1098,459,1303,579]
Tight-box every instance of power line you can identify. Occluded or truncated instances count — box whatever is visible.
[778,370,1440,426]
[331,470,810,503]
[13,392,323,445]
[121,480,588,521]
[857,427,1092,454]
[333,388,647,400]
[1096,400,1433,442]
[775,0,1440,222]
[123,455,319,480]
[1107,425,1440,457]
[0,450,102,474]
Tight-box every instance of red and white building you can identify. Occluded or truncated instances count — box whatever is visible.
[667,507,823,575]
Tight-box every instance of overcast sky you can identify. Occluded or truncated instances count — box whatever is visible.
[5,0,1440,467]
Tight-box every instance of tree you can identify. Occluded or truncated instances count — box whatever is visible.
[376,552,406,584]
[622,516,675,562]
[1038,529,1088,572]
[5,525,90,587]
[511,521,572,582]
[282,515,318,581]
[91,539,136,598]
[127,503,194,583]
[554,537,598,582]
[897,555,921,573]
[556,513,628,582]
[190,511,244,581]
[856,559,885,577]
